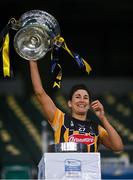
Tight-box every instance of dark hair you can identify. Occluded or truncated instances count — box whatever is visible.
[68,84,92,102]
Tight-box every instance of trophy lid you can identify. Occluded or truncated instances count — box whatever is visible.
[19,10,60,39]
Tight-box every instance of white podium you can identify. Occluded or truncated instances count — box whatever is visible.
[38,153,101,180]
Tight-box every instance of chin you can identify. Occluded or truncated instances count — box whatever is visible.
[77,111,86,115]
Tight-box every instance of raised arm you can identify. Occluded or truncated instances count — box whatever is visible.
[91,100,124,152]
[29,61,57,124]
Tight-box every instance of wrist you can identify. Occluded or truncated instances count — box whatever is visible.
[99,114,107,122]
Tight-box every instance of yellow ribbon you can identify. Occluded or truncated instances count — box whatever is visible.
[82,59,92,74]
[2,33,10,77]
[56,37,92,74]
[53,64,62,88]
[51,36,92,89]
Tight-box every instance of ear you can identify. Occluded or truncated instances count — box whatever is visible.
[68,100,72,108]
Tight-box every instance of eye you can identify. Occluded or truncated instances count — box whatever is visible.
[75,96,80,98]
[84,96,89,99]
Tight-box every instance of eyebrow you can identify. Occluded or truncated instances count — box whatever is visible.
[74,94,89,97]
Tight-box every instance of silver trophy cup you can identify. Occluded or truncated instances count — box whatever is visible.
[13,10,61,60]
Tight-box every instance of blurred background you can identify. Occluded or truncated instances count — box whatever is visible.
[0,0,133,179]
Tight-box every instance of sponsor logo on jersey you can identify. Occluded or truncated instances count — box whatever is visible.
[68,134,94,145]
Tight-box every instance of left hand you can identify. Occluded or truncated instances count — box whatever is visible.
[90,100,105,120]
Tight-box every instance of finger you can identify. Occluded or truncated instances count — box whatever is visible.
[91,100,100,105]
[91,103,103,110]
[91,102,99,108]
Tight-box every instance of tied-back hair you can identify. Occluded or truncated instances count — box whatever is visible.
[68,84,92,103]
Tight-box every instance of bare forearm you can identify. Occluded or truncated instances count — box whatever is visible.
[29,61,45,94]
[91,100,123,151]
[29,61,57,122]
[100,115,124,151]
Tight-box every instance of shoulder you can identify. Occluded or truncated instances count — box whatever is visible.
[49,108,65,126]
[53,108,65,120]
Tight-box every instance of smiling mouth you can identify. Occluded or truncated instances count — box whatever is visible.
[78,104,85,108]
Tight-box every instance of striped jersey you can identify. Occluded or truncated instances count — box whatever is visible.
[49,108,108,152]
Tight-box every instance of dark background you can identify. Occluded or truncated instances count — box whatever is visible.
[0,0,133,78]
[0,2,133,178]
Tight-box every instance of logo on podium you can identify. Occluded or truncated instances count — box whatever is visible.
[65,159,81,177]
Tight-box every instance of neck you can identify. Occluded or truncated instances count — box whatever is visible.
[72,113,87,121]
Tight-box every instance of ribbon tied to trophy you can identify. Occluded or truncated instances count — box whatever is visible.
[0,10,92,88]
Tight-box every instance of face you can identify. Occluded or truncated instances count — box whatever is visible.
[68,89,90,116]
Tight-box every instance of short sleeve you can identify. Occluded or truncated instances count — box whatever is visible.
[98,125,108,140]
[50,108,64,131]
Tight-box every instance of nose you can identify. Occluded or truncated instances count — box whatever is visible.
[79,97,85,102]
